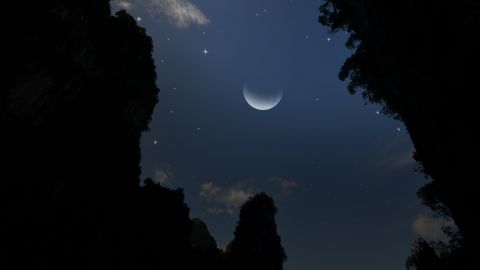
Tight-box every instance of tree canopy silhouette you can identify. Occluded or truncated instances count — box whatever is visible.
[319,0,479,268]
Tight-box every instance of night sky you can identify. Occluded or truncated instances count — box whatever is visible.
[113,1,435,269]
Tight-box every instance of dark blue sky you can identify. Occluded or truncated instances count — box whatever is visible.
[113,1,436,269]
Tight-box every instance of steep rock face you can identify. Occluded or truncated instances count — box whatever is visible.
[226,193,287,270]
[190,218,225,270]
[135,179,194,269]
[2,2,288,269]
[2,1,158,268]
[190,218,218,251]
[319,0,479,267]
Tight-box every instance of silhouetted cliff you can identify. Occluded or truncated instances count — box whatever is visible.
[2,1,287,269]
[2,0,156,268]
[319,0,479,268]
[226,193,287,270]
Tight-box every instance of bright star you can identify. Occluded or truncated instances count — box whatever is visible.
[136,17,142,22]
[327,37,331,42]
[203,48,209,55]
[153,139,158,145]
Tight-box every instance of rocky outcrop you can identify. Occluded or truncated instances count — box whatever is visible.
[2,1,158,268]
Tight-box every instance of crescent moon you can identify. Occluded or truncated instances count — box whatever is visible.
[243,85,283,111]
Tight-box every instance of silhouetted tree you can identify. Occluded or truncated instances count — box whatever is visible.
[406,238,442,270]
[226,193,287,270]
[319,1,479,268]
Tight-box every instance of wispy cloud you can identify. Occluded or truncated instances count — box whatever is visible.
[152,163,174,186]
[199,181,256,215]
[200,182,222,200]
[116,1,132,10]
[112,0,210,28]
[411,214,456,241]
[269,177,298,192]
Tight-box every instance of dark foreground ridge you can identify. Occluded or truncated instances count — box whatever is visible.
[1,1,286,269]
[319,1,479,269]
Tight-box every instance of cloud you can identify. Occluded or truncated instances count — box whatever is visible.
[411,214,456,241]
[112,0,210,28]
[199,181,256,215]
[223,186,254,209]
[152,163,174,186]
[200,182,222,201]
[269,177,298,191]
[116,1,132,10]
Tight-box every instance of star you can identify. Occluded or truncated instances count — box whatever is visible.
[376,110,380,114]
[153,139,158,145]
[327,37,331,42]
[173,87,176,91]
[170,110,174,114]
[203,48,209,56]
[136,16,142,22]
[305,35,310,39]
[315,97,320,102]
[197,127,201,131]
[397,127,401,131]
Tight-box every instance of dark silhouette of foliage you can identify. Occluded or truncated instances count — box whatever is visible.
[226,193,287,270]
[406,238,442,270]
[319,0,479,269]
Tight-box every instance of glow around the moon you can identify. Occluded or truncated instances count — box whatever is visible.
[243,84,283,111]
